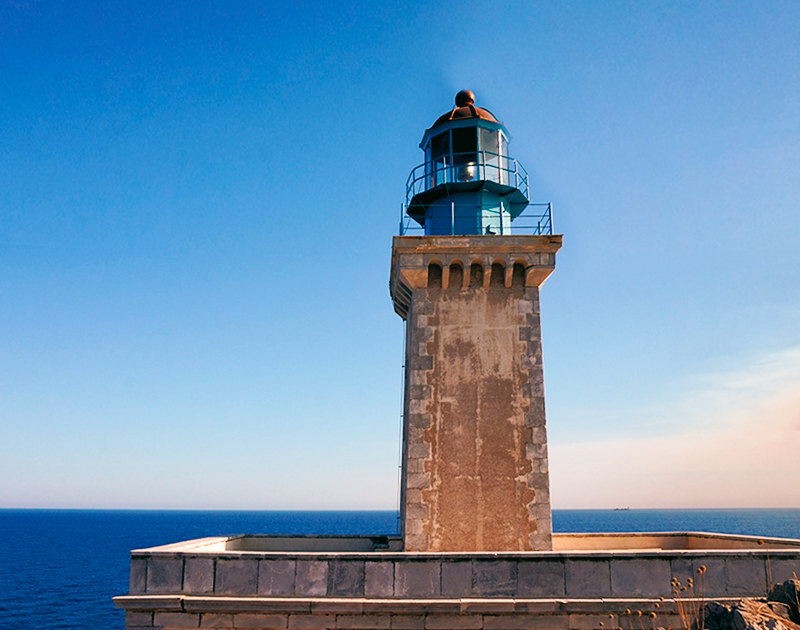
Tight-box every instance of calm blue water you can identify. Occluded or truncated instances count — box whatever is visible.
[0,509,798,629]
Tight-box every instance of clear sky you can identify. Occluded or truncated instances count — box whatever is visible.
[2,0,799,510]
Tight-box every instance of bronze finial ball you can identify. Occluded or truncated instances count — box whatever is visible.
[455,90,475,107]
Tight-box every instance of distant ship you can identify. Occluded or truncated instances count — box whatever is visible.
[613,507,630,511]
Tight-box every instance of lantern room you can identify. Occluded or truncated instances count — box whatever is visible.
[405,90,530,236]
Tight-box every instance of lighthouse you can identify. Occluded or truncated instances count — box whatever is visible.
[113,92,800,630]
[391,91,562,552]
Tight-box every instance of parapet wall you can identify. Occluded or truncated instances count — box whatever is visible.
[115,533,800,630]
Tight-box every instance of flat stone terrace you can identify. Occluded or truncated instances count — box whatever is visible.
[114,533,800,630]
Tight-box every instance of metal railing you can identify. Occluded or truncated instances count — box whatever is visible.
[399,202,553,236]
[406,151,529,206]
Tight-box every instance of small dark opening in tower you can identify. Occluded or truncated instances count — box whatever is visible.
[427,263,442,288]
[490,262,505,286]
[469,262,484,288]
[449,263,463,289]
[512,263,526,287]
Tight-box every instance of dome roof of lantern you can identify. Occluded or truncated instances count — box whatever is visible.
[430,90,499,128]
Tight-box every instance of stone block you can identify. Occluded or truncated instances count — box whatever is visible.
[565,560,611,597]
[184,557,215,594]
[296,561,329,596]
[288,614,336,628]
[424,614,482,629]
[524,342,543,362]
[569,613,616,629]
[127,611,154,627]
[233,613,289,628]
[518,327,537,342]
[408,444,431,459]
[441,562,472,597]
[148,557,184,593]
[407,413,430,429]
[524,444,547,461]
[411,355,433,370]
[525,473,549,490]
[771,558,800,583]
[404,534,428,552]
[215,558,258,595]
[405,489,422,503]
[527,425,547,443]
[259,560,297,596]
[726,557,768,596]
[524,381,545,398]
[518,560,565,597]
[405,503,429,520]
[408,399,427,414]
[415,299,434,316]
[130,558,148,594]
[523,412,543,429]
[199,613,234,627]
[533,487,550,505]
[390,616,425,629]
[327,561,365,597]
[473,561,517,597]
[406,473,430,490]
[670,557,694,589]
[691,558,726,597]
[154,612,200,627]
[407,426,425,444]
[528,501,551,531]
[336,614,392,629]
[610,559,671,597]
[405,520,422,536]
[395,561,441,597]
[406,459,425,474]
[531,459,549,474]
[365,562,394,598]
[409,370,428,387]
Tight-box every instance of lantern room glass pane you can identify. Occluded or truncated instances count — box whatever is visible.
[480,128,500,183]
[451,127,477,157]
[430,132,450,160]
[479,128,499,155]
[452,127,477,182]
[499,131,509,185]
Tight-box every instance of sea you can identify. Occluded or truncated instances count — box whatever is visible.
[1,508,799,629]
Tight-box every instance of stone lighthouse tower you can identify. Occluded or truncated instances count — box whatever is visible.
[390,91,562,552]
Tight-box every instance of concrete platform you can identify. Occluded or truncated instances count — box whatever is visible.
[114,532,800,630]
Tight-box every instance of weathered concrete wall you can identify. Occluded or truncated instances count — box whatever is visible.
[390,236,561,552]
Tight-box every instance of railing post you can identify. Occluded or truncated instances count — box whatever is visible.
[399,203,405,235]
[451,201,455,236]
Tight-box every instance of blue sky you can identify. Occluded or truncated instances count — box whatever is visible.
[2,0,799,509]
